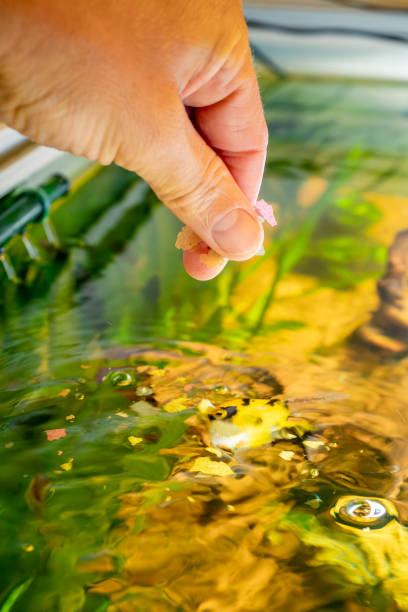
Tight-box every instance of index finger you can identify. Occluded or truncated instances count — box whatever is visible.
[187,52,268,205]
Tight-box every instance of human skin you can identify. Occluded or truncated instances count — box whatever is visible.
[0,0,267,280]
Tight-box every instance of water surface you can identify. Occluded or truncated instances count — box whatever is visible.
[1,74,408,611]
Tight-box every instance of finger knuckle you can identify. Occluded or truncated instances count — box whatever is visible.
[260,120,269,150]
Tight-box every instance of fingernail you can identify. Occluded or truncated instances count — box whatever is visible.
[212,209,262,255]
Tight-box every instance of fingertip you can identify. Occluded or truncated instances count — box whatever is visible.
[183,243,228,281]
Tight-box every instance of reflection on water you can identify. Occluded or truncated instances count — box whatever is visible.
[331,496,395,529]
[2,75,408,610]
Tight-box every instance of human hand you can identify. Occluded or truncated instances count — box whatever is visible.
[0,0,267,280]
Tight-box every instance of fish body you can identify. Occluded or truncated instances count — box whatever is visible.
[199,398,312,451]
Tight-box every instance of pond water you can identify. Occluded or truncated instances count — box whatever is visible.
[2,73,408,611]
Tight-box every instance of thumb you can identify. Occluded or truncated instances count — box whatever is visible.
[133,97,264,263]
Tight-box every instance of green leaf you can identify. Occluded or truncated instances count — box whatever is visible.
[0,578,33,612]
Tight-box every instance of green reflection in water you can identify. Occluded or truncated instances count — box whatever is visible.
[1,75,408,611]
